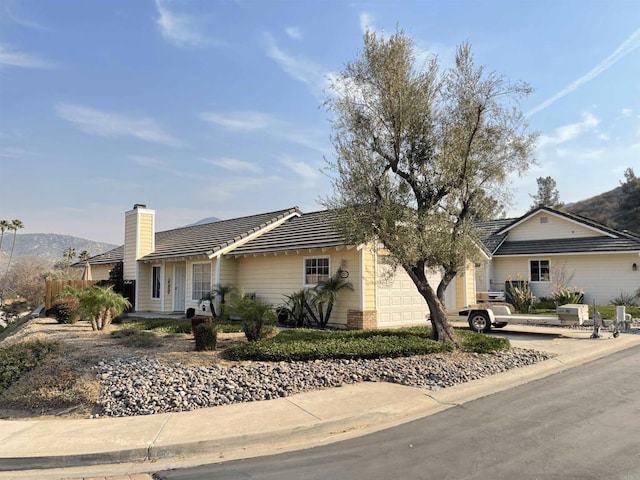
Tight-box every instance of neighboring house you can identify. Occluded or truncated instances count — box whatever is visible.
[476,207,640,305]
[84,204,476,329]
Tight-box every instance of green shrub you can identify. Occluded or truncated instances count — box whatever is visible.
[230,295,276,342]
[0,340,60,393]
[456,329,511,353]
[534,297,557,310]
[610,292,638,307]
[52,296,80,324]
[194,322,217,351]
[111,328,162,348]
[506,279,535,313]
[123,318,193,334]
[551,288,584,306]
[190,315,212,335]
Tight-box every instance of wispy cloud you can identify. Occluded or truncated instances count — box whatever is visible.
[620,108,633,117]
[359,12,376,34]
[263,33,331,99]
[200,111,276,131]
[56,103,181,146]
[0,43,53,68]
[202,157,263,174]
[528,27,640,116]
[277,154,321,186]
[94,177,142,191]
[4,3,48,30]
[537,112,599,148]
[154,0,218,48]
[285,26,303,41]
[201,110,330,154]
[130,155,201,181]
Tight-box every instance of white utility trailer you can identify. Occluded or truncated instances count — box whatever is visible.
[451,304,589,333]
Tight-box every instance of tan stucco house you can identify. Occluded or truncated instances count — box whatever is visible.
[476,207,640,305]
[86,204,476,329]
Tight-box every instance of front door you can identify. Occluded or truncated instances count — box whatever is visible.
[173,263,186,312]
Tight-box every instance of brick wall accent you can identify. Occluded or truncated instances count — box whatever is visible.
[347,309,378,330]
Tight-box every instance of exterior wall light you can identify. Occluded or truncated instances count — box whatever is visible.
[633,263,638,271]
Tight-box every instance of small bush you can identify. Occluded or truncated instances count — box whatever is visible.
[533,297,557,310]
[52,296,80,324]
[0,340,60,393]
[610,292,638,307]
[194,322,217,351]
[111,328,162,348]
[191,315,212,335]
[456,330,511,353]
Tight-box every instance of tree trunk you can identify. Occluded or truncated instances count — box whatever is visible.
[405,263,457,345]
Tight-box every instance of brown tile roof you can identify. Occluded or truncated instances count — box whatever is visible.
[140,207,301,262]
[86,207,301,264]
[230,209,348,256]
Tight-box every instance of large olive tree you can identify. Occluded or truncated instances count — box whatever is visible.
[323,30,536,344]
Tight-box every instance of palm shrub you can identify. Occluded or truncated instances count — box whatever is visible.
[78,285,131,331]
[230,294,276,342]
[308,272,353,328]
[194,322,217,351]
[280,289,315,327]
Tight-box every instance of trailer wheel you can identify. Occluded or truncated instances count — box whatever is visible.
[494,322,508,328]
[468,312,492,333]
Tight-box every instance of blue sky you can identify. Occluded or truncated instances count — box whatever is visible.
[1,0,639,245]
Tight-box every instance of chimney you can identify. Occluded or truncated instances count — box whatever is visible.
[123,204,156,281]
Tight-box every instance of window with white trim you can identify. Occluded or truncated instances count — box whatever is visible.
[152,266,161,299]
[305,257,330,285]
[192,263,211,300]
[530,260,550,282]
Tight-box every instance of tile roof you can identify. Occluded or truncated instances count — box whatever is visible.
[86,245,124,265]
[230,209,347,256]
[477,207,640,256]
[86,207,301,264]
[493,237,640,256]
[140,207,301,262]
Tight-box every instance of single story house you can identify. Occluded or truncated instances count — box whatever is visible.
[476,207,640,305]
[85,204,476,329]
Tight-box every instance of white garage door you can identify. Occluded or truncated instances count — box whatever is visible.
[376,263,440,328]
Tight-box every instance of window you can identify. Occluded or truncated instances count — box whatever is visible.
[530,260,550,282]
[152,266,161,299]
[192,263,211,300]
[305,257,330,285]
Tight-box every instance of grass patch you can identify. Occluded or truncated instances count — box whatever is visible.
[111,328,163,348]
[0,340,60,394]
[222,326,509,362]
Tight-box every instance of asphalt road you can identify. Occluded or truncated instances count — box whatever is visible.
[155,345,640,480]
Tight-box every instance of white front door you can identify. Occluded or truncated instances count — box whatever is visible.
[173,263,186,312]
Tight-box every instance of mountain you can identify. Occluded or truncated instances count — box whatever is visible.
[0,233,117,268]
[565,186,624,230]
[186,216,222,226]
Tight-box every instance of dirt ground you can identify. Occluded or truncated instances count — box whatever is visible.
[0,316,248,420]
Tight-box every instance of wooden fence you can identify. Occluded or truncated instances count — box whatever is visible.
[45,279,98,311]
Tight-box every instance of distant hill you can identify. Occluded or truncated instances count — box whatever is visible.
[565,186,624,230]
[186,216,222,226]
[0,234,117,268]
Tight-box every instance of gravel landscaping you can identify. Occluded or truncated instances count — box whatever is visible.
[95,348,554,417]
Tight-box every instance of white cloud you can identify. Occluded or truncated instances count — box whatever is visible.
[359,12,375,34]
[201,110,330,154]
[537,112,600,148]
[597,133,610,141]
[527,27,640,116]
[200,111,277,131]
[263,33,331,99]
[130,155,168,168]
[620,108,633,117]
[129,155,202,181]
[56,103,181,146]
[278,155,320,186]
[154,0,218,48]
[0,43,53,68]
[202,157,262,174]
[285,26,303,40]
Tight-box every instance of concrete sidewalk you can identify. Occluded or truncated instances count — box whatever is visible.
[2,326,639,480]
